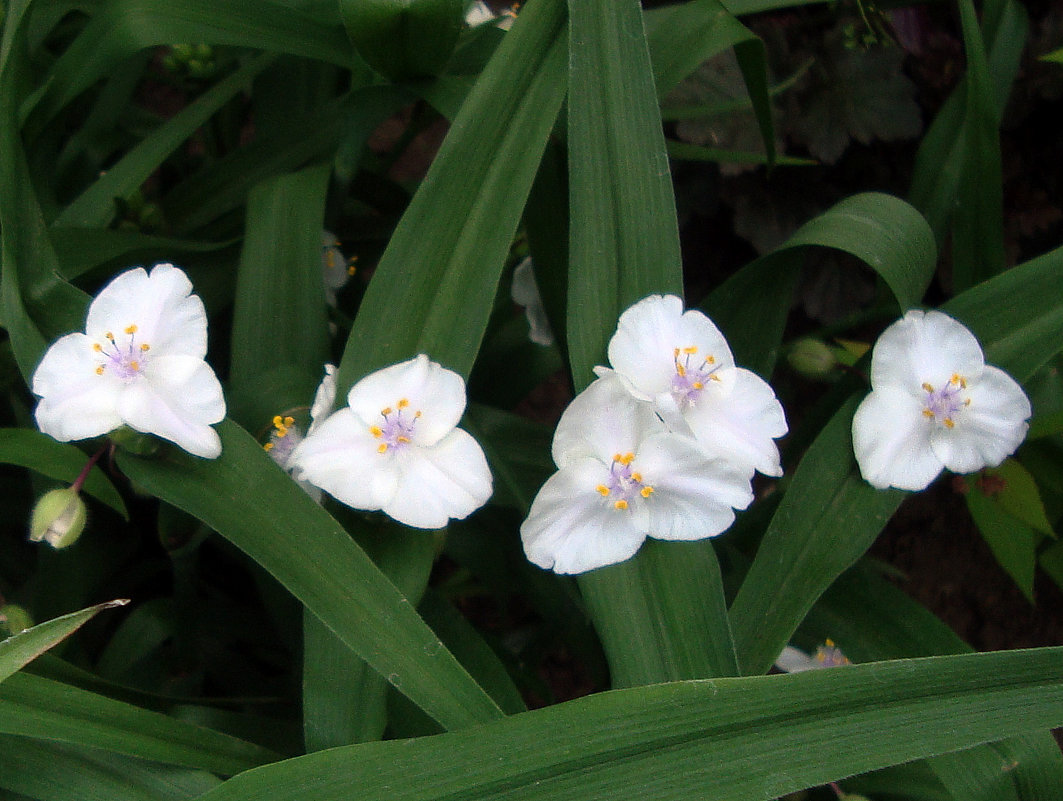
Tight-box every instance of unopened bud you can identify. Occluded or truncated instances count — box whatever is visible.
[29,488,87,548]
[787,338,837,379]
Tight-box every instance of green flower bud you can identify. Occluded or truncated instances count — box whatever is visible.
[0,604,34,636]
[29,488,87,549]
[787,337,838,379]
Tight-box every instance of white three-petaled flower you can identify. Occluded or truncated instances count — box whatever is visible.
[265,364,337,501]
[291,354,493,529]
[852,309,1031,491]
[520,373,754,575]
[31,264,226,458]
[603,294,788,477]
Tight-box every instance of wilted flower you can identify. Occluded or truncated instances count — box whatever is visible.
[511,257,554,346]
[520,373,754,575]
[775,639,851,673]
[291,355,492,529]
[604,294,788,477]
[852,310,1031,491]
[322,231,355,306]
[31,264,226,459]
[264,364,336,501]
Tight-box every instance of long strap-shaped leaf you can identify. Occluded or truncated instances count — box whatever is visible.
[116,421,504,731]
[194,648,1063,801]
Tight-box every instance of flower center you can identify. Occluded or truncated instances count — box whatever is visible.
[922,374,971,429]
[369,398,421,454]
[595,452,655,511]
[671,345,720,406]
[264,415,302,467]
[93,324,151,380]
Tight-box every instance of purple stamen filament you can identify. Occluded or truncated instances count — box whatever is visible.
[596,452,654,511]
[94,324,150,380]
[922,374,971,429]
[369,399,421,454]
[671,345,720,405]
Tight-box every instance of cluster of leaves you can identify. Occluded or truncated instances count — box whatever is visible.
[2,1,1063,801]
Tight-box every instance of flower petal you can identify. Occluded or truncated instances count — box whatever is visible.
[118,355,225,458]
[871,309,985,392]
[520,458,646,574]
[607,294,735,400]
[551,373,664,468]
[291,409,400,510]
[383,429,493,529]
[86,264,208,358]
[636,433,754,540]
[683,368,788,477]
[32,333,124,441]
[346,354,466,446]
[852,386,942,491]
[930,365,1031,474]
[308,363,337,432]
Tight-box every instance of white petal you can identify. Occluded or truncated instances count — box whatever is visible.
[608,294,735,400]
[852,386,943,491]
[636,433,754,540]
[117,355,225,458]
[32,333,124,441]
[871,309,985,393]
[551,373,664,468]
[930,366,1031,474]
[520,458,647,574]
[346,355,466,446]
[383,429,493,529]
[775,646,818,673]
[683,368,788,477]
[511,258,555,347]
[86,264,208,358]
[308,363,337,432]
[291,409,400,510]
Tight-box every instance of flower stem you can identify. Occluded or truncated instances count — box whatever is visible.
[71,444,109,492]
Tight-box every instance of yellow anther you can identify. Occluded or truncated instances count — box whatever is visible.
[347,256,358,276]
[614,499,629,510]
[825,638,836,647]
[692,381,704,390]
[369,426,383,437]
[922,382,934,393]
[631,472,642,482]
[613,453,623,463]
[93,343,103,352]
[276,427,288,438]
[944,418,955,429]
[284,416,295,427]
[964,398,971,406]
[377,443,388,453]
[381,406,393,416]
[710,374,722,382]
[95,366,105,375]
[326,251,335,269]
[706,355,715,365]
[596,485,610,497]
[640,486,654,498]
[415,410,423,418]
[673,347,680,358]
[140,343,150,352]
[105,331,114,341]
[129,361,139,371]
[620,452,635,465]
[676,364,687,377]
[398,398,409,409]
[273,415,284,427]
[682,346,698,355]
[124,324,138,334]
[263,442,274,452]
[923,409,935,418]
[397,436,411,444]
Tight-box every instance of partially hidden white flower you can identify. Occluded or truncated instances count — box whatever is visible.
[775,640,851,673]
[265,364,336,502]
[603,294,788,478]
[465,0,516,29]
[520,373,755,575]
[852,309,1031,492]
[31,264,226,459]
[291,355,492,529]
[322,231,354,306]
[511,257,555,346]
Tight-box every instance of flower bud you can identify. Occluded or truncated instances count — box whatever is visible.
[0,604,34,636]
[787,337,838,379]
[29,488,87,549]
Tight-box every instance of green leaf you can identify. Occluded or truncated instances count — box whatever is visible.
[338,0,463,81]
[194,648,1063,801]
[965,478,1039,603]
[666,140,813,168]
[0,672,276,775]
[115,420,504,731]
[1,601,128,684]
[0,429,128,518]
[335,0,567,390]
[984,459,1055,537]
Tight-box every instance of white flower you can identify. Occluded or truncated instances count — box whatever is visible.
[520,374,754,575]
[321,231,354,306]
[775,640,851,673]
[31,264,226,459]
[852,309,1031,491]
[604,294,788,477]
[511,257,554,346]
[291,355,492,529]
[465,0,516,29]
[264,364,337,502]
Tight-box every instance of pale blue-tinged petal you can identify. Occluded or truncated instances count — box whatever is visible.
[852,386,942,491]
[384,429,493,529]
[32,333,124,441]
[291,409,400,510]
[636,433,754,540]
[551,373,664,468]
[930,366,1031,474]
[871,310,985,393]
[307,364,337,431]
[346,355,466,446]
[117,355,224,458]
[521,458,646,574]
[683,368,788,477]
